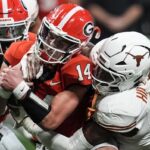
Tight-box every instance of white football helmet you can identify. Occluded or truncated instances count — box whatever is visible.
[93,31,150,95]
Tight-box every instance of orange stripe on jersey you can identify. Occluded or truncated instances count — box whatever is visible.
[87,93,97,119]
[97,121,136,132]
[136,87,147,103]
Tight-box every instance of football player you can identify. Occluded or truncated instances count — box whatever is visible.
[0,3,103,148]
[20,31,150,150]
[91,31,150,150]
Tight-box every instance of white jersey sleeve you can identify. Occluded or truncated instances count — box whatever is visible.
[94,86,148,133]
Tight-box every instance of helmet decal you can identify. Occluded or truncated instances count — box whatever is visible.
[83,22,94,37]
[126,51,149,67]
[57,6,83,29]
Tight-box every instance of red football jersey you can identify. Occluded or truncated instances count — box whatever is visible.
[4,41,94,136]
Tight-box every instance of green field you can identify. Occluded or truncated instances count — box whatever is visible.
[4,114,36,150]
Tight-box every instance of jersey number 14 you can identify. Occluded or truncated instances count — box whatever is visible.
[76,64,91,81]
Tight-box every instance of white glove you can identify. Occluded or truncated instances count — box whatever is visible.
[22,117,43,136]
[20,45,43,81]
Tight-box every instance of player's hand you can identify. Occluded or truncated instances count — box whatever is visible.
[21,51,43,82]
[0,64,23,91]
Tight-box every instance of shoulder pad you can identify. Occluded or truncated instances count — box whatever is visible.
[94,88,147,132]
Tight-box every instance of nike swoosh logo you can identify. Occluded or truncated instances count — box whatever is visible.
[50,81,61,86]
[20,85,25,92]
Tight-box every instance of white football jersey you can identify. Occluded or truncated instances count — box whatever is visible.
[94,83,150,150]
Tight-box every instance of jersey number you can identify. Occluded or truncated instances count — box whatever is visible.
[76,64,91,81]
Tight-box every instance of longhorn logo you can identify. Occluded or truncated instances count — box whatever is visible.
[126,52,148,67]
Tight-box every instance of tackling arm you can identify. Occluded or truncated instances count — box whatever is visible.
[41,84,89,129]
[0,64,90,130]
[15,82,88,130]
[22,116,118,150]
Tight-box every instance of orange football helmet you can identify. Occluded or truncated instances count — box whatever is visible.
[36,3,99,64]
[0,0,30,54]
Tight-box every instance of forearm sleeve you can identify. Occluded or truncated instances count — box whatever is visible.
[21,90,51,124]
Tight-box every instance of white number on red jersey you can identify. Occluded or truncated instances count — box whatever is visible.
[76,64,91,81]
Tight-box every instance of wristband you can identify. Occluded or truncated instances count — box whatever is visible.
[13,81,30,100]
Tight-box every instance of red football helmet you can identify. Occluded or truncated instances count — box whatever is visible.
[36,4,98,64]
[0,0,30,43]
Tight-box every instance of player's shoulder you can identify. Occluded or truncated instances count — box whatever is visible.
[94,87,149,131]
[6,39,35,57]
[7,32,36,54]
[96,87,148,121]
[63,53,94,70]
[60,54,94,87]
[4,39,35,65]
[99,87,147,115]
[28,32,36,42]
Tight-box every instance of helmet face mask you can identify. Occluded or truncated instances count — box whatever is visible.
[36,19,81,64]
[93,63,125,95]
[92,32,150,95]
[0,20,29,41]
[35,4,95,64]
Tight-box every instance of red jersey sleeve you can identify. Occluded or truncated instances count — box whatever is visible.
[61,54,94,88]
[4,40,35,66]
[28,32,36,42]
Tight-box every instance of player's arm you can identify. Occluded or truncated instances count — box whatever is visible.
[16,83,89,130]
[0,64,89,129]
[23,116,118,150]
[41,84,89,129]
